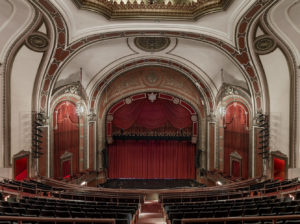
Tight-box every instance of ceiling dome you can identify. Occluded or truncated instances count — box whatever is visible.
[72,0,232,20]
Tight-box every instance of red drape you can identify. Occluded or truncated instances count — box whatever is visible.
[53,101,79,178]
[15,157,28,181]
[224,102,249,179]
[62,160,71,179]
[273,157,285,180]
[112,99,192,130]
[232,160,241,178]
[108,140,195,179]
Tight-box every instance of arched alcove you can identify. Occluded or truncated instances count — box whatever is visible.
[223,102,249,179]
[53,101,79,179]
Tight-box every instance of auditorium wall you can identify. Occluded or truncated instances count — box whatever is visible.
[0,0,35,168]
[10,46,43,169]
[259,49,290,163]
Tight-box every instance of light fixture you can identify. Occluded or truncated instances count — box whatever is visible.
[216,181,222,186]
[76,101,84,116]
[218,106,226,117]
[80,181,87,186]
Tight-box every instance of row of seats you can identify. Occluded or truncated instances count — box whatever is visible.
[0,195,140,224]
[164,196,293,209]
[0,179,142,204]
[164,195,300,224]
[238,178,299,193]
[172,219,300,224]
[160,178,300,204]
[20,197,139,209]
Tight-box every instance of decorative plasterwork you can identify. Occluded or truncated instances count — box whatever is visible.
[134,37,171,52]
[32,0,275,117]
[25,31,49,52]
[254,35,277,55]
[72,0,232,21]
[96,65,207,118]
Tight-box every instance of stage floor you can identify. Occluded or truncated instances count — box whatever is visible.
[98,179,205,189]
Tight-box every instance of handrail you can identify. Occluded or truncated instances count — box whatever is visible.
[181,215,300,224]
[0,216,115,224]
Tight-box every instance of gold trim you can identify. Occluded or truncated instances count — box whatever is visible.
[72,0,232,21]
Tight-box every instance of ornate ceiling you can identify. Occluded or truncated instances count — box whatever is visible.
[72,0,232,20]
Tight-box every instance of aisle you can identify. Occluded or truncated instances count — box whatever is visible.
[137,200,166,224]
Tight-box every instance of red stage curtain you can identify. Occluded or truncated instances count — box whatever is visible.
[108,140,195,179]
[53,101,79,178]
[113,99,192,130]
[224,102,249,179]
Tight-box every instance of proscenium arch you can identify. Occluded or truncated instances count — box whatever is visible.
[90,61,213,117]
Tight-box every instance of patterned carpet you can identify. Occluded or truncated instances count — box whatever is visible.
[137,200,166,224]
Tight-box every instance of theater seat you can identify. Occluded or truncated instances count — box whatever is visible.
[243,222,262,224]
[172,219,181,224]
[116,219,130,224]
[285,220,300,224]
[228,209,243,217]
[243,208,258,216]
[214,210,228,218]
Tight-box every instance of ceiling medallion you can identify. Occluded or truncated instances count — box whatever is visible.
[72,0,232,20]
[134,37,170,52]
[254,35,277,55]
[25,32,49,52]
